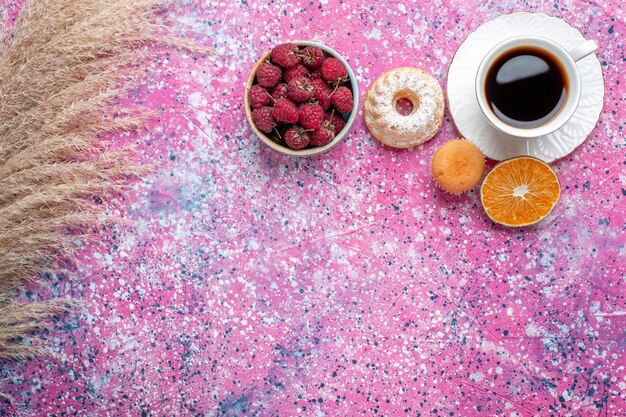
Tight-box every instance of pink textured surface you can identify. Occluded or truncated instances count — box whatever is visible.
[2,1,625,416]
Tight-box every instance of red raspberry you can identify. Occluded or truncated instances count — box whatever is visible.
[300,46,325,69]
[256,63,282,88]
[324,111,346,135]
[310,120,335,147]
[271,83,288,101]
[251,106,275,133]
[272,98,299,124]
[331,86,353,113]
[299,103,324,130]
[310,69,323,80]
[286,77,314,103]
[321,57,348,82]
[311,78,333,110]
[284,64,310,83]
[284,126,310,150]
[248,85,270,109]
[270,43,300,68]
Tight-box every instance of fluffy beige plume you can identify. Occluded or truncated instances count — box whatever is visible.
[0,0,210,375]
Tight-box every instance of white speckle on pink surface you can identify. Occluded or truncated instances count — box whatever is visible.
[366,27,382,40]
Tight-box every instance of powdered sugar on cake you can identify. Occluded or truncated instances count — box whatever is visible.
[364,67,444,148]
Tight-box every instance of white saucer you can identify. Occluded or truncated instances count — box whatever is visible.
[447,12,604,162]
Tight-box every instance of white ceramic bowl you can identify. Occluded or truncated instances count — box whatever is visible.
[245,41,358,156]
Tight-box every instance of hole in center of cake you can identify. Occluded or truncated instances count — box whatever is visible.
[392,90,420,117]
[395,98,414,116]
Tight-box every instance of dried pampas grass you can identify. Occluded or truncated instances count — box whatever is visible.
[0,0,209,384]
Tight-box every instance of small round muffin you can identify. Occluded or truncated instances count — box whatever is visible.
[363,67,445,148]
[431,139,485,193]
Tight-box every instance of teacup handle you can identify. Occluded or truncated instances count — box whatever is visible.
[568,39,598,62]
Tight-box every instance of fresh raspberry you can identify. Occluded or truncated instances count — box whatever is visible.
[331,86,353,113]
[300,46,325,69]
[248,85,270,109]
[310,69,323,80]
[310,121,335,147]
[284,126,310,150]
[271,83,288,101]
[284,64,310,83]
[256,63,282,88]
[251,106,275,133]
[311,78,333,110]
[324,111,346,135]
[286,77,314,103]
[321,57,348,82]
[299,103,324,130]
[270,43,300,68]
[272,98,299,124]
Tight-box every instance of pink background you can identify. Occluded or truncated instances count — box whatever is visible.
[2,0,625,416]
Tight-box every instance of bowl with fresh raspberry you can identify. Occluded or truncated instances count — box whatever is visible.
[245,41,358,156]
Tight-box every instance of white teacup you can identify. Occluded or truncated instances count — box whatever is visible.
[475,35,597,138]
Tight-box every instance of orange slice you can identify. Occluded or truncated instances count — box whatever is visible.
[480,156,561,227]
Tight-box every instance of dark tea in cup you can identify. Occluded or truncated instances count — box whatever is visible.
[475,36,597,138]
[485,47,567,129]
